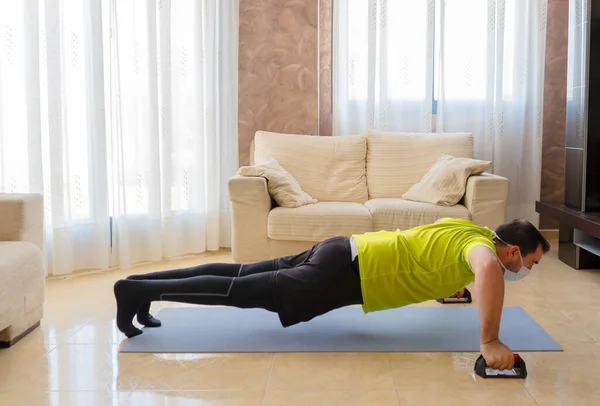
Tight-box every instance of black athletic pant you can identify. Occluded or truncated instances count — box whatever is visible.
[126,261,281,312]
[117,236,363,330]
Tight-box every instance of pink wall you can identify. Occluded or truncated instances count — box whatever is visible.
[540,0,569,229]
[238,0,332,167]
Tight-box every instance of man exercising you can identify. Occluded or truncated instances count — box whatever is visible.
[114,218,549,370]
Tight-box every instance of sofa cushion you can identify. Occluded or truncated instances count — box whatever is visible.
[254,131,368,203]
[237,157,317,208]
[366,130,474,198]
[364,199,471,231]
[268,202,372,242]
[402,154,492,206]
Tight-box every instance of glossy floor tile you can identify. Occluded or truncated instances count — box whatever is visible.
[0,243,599,405]
[123,390,264,406]
[262,390,400,406]
[267,353,394,391]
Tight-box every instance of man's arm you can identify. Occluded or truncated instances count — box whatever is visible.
[468,246,515,370]
[469,246,504,344]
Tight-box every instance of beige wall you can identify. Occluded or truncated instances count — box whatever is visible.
[238,0,332,167]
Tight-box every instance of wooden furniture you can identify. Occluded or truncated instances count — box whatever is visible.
[536,202,600,269]
[536,0,600,270]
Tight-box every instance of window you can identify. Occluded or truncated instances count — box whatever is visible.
[343,0,518,111]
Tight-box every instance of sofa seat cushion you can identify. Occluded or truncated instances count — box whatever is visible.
[364,199,471,231]
[268,202,372,242]
[0,241,45,329]
[254,131,368,203]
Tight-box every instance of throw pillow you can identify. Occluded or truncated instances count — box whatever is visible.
[402,154,492,206]
[237,157,317,208]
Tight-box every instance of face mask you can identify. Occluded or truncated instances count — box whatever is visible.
[492,231,530,281]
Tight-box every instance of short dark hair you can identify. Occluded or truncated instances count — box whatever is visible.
[494,219,550,256]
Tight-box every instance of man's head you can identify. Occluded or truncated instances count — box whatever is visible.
[493,219,550,275]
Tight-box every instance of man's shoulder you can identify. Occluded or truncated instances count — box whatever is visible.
[466,244,499,273]
[429,219,496,256]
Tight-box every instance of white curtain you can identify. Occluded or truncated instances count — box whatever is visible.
[0,0,238,275]
[333,0,547,225]
[333,0,435,135]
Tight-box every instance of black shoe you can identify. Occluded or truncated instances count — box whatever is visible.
[114,279,143,338]
[136,302,162,327]
[126,275,162,328]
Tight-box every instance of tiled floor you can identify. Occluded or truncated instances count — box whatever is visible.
[1,243,600,405]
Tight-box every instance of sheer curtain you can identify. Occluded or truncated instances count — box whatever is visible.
[333,0,547,225]
[333,0,435,135]
[436,0,547,224]
[0,0,238,275]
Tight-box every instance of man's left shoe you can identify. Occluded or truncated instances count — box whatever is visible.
[137,312,162,328]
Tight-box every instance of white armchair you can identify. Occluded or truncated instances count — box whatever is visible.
[0,193,46,347]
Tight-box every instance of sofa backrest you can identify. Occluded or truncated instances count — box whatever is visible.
[366,129,474,199]
[253,131,369,203]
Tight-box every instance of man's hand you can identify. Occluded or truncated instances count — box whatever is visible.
[480,339,514,370]
[449,288,466,298]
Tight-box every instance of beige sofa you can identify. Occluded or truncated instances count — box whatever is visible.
[228,130,509,263]
[0,193,46,347]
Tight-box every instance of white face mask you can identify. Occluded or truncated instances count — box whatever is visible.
[492,231,530,281]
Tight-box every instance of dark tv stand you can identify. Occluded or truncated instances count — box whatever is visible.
[535,202,600,270]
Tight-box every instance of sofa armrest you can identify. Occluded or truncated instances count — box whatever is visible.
[0,193,44,252]
[463,173,509,230]
[228,175,271,262]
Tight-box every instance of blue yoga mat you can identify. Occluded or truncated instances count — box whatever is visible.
[119,305,562,353]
